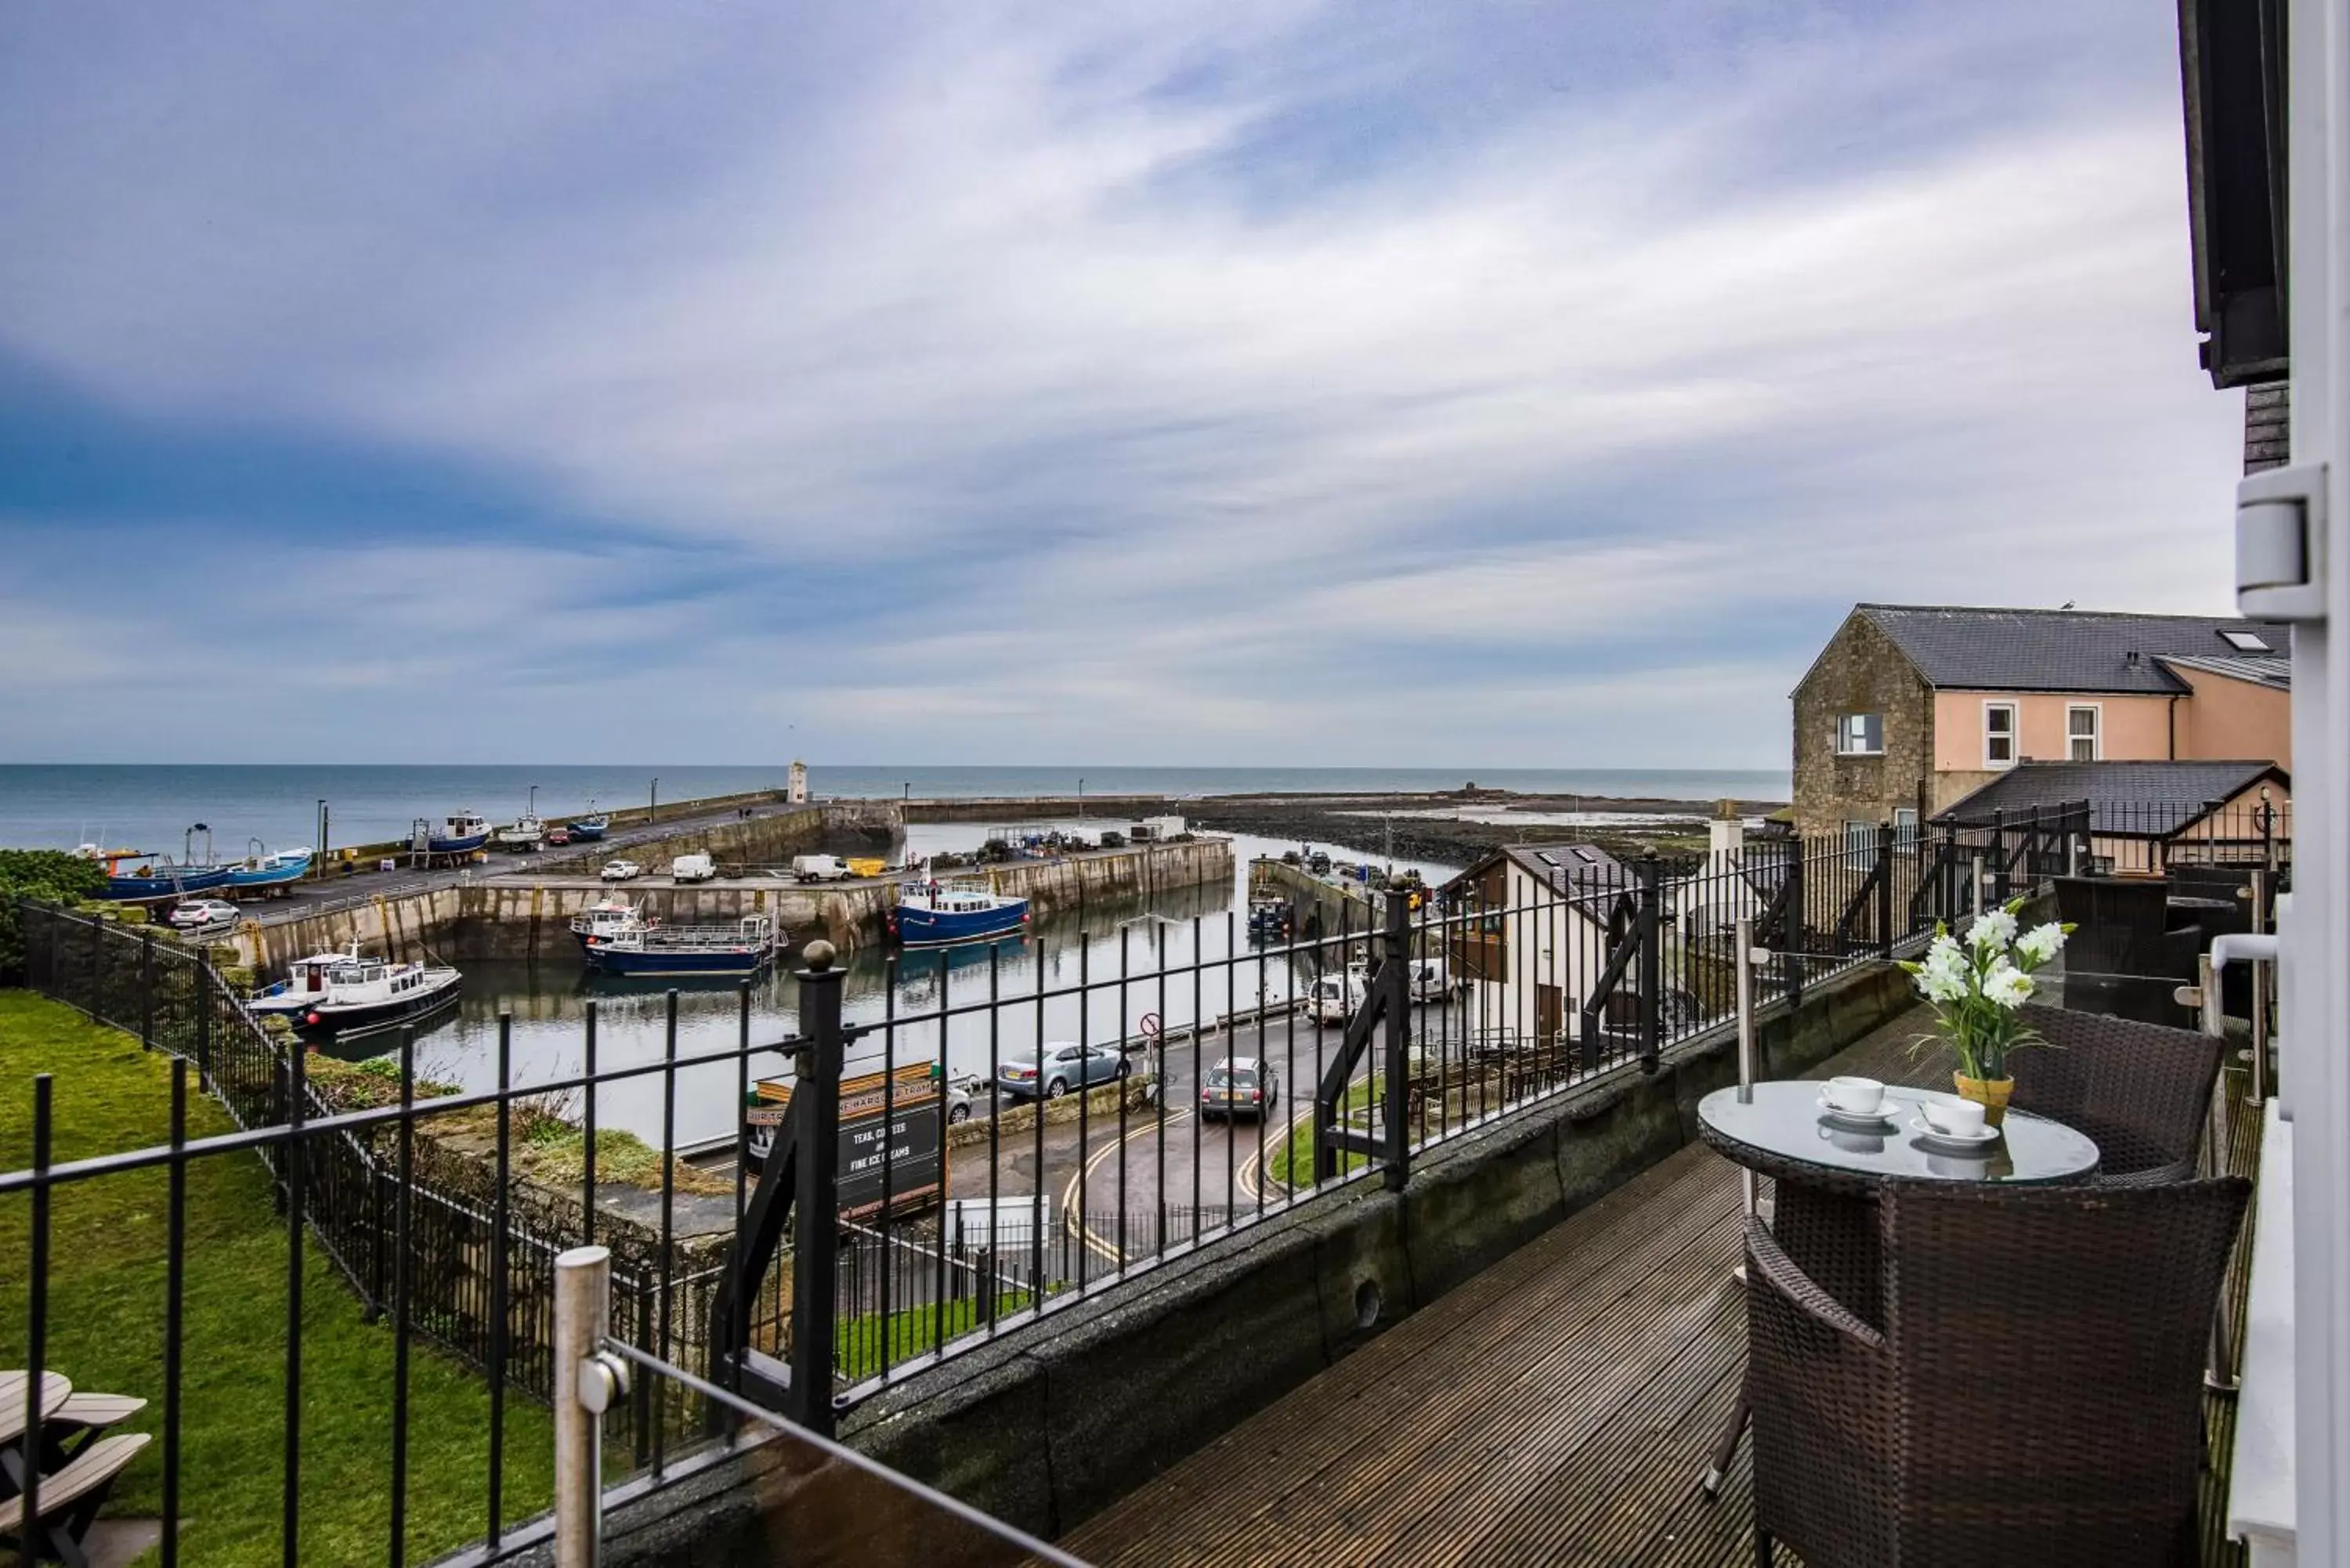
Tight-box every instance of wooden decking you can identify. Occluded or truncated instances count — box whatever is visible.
[1065,1007,2261,1567]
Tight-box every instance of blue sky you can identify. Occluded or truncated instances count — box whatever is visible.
[0,1,2247,767]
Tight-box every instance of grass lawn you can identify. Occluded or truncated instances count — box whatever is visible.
[0,992,554,1565]
[835,1291,1035,1382]
[1267,1075,1381,1189]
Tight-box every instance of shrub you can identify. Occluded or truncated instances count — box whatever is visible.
[0,851,110,984]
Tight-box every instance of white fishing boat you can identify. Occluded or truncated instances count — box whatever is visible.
[494,815,546,851]
[248,944,462,1039]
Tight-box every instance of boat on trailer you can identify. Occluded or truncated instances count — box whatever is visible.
[575,906,779,977]
[224,844,313,892]
[890,878,1029,946]
[74,845,235,901]
[248,944,462,1039]
[568,804,610,842]
[428,812,494,855]
[494,815,546,852]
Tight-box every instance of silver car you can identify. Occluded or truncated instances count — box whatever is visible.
[993,1041,1129,1100]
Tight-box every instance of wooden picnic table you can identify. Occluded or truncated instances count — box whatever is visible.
[0,1373,71,1447]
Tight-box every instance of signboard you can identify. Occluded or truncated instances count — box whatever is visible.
[1139,1012,1162,1039]
[752,1062,946,1221]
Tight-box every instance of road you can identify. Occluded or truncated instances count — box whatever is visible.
[950,999,1473,1275]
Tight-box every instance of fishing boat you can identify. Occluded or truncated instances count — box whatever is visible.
[73,845,234,901]
[428,812,494,854]
[494,815,546,852]
[569,897,645,951]
[577,911,778,977]
[568,804,610,842]
[224,844,314,892]
[890,878,1029,946]
[248,944,462,1039]
[1247,894,1293,942]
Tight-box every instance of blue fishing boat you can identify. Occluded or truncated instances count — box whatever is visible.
[890,879,1029,946]
[74,846,234,901]
[428,812,493,854]
[568,804,609,842]
[225,844,314,891]
[577,909,777,977]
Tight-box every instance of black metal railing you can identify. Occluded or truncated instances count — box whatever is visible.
[5,806,2233,1561]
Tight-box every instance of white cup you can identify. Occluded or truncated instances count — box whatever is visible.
[1925,1097,1987,1137]
[1825,1076,1885,1115]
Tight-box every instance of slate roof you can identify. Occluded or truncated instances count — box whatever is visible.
[1933,760,2287,835]
[1443,843,1633,909]
[2157,653,2293,692]
[1856,605,2294,694]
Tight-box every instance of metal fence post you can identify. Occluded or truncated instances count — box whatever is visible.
[1636,854,1662,1074]
[1875,824,1895,959]
[139,929,155,1050]
[790,941,844,1438]
[553,1245,611,1567]
[2247,870,2271,1105]
[1734,916,1759,1221]
[1782,847,1805,1013]
[196,974,213,1092]
[1380,889,1412,1192]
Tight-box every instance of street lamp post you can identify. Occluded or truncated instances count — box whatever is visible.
[316,800,330,878]
[529,782,540,820]
[1079,777,1086,822]
[650,778,660,826]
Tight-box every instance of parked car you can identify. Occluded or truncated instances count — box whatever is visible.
[1348,958,1462,1005]
[545,826,572,846]
[168,898,240,932]
[600,858,642,882]
[671,852,717,883]
[1200,1057,1278,1121]
[946,1078,974,1123]
[790,854,850,882]
[993,1040,1129,1100]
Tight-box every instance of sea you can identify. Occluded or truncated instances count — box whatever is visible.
[0,764,1790,855]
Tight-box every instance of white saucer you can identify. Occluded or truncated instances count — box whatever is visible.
[1909,1115,1999,1147]
[1817,1097,1900,1127]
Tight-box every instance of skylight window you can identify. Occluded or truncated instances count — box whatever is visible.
[2221,629,2272,652]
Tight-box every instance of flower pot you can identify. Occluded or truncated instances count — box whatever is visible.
[1953,1072,2014,1127]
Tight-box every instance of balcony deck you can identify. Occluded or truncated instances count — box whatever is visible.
[1067,1004,2261,1568]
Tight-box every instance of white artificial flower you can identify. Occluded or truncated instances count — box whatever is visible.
[1968,909,2018,952]
[1918,966,1969,1006]
[2016,923,2067,964]
[1925,933,1965,968]
[1983,961,2034,1010]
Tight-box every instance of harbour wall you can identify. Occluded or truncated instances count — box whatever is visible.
[233,837,1234,974]
[324,786,808,865]
[898,796,1172,824]
[537,802,899,875]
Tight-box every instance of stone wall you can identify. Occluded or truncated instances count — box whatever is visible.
[538,803,899,876]
[1791,609,1936,838]
[234,838,1234,974]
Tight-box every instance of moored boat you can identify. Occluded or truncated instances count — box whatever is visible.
[568,805,610,842]
[224,844,314,891]
[429,813,493,854]
[890,878,1029,946]
[578,912,778,977]
[248,944,462,1039]
[494,815,546,852]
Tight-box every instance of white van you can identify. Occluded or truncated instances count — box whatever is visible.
[670,852,717,883]
[1308,972,1365,1026]
[1341,959,1460,1006]
[791,854,850,883]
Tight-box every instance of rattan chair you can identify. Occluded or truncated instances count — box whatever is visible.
[2008,1004,2222,1185]
[1744,1175,2249,1568]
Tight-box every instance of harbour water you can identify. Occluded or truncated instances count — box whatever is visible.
[349,825,1466,1151]
[0,764,1790,855]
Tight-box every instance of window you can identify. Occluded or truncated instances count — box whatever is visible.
[1893,807,1919,850]
[1845,819,1875,869]
[2066,704,2101,762]
[1983,702,2016,768]
[1833,713,1884,756]
[2221,629,2272,652]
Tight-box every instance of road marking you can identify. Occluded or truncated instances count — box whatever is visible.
[1237,1104,1314,1201]
[1062,1110,1191,1268]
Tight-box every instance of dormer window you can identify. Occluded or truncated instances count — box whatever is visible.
[1833,713,1884,756]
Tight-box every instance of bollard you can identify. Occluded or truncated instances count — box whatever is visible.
[554,1245,612,1566]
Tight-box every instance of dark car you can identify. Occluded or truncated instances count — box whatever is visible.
[1200,1057,1279,1121]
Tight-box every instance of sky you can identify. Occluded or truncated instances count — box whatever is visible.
[0,1,2250,768]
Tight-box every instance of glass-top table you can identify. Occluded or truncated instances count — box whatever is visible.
[1697,1080,2100,1190]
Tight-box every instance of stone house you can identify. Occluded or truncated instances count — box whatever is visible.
[1789,605,2293,840]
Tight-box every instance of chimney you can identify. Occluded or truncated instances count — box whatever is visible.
[1709,799,1745,863]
